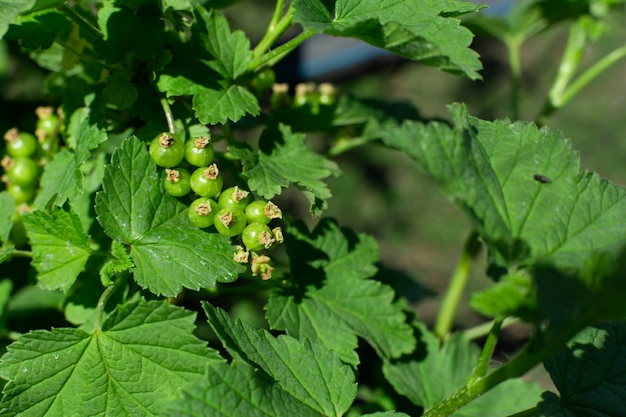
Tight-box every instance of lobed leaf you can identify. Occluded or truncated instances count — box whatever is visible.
[0,299,223,416]
[23,208,92,292]
[95,136,244,296]
[539,322,626,417]
[194,7,252,79]
[202,303,357,417]
[0,0,35,38]
[383,324,542,413]
[0,192,15,244]
[293,0,483,79]
[383,103,626,271]
[229,124,340,216]
[265,219,415,365]
[193,83,260,125]
[33,150,82,209]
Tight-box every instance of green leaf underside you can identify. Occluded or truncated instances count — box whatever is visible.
[383,324,542,412]
[33,150,82,209]
[0,299,222,416]
[95,136,244,296]
[0,1,33,38]
[202,303,356,417]
[293,0,482,79]
[229,124,340,216]
[265,219,415,365]
[23,208,91,292]
[383,103,626,270]
[0,192,15,244]
[540,322,626,417]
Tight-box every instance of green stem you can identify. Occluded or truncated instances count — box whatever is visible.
[10,249,33,258]
[548,21,587,108]
[468,317,504,382]
[93,276,125,332]
[54,38,120,72]
[249,29,315,71]
[252,1,293,61]
[434,231,481,341]
[161,98,176,133]
[463,317,520,341]
[558,44,626,109]
[506,36,522,121]
[59,3,103,44]
[327,136,374,157]
[424,322,583,417]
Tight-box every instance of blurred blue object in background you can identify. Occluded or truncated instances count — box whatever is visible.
[274,0,516,83]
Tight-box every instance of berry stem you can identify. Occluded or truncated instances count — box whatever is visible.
[59,3,103,45]
[434,230,481,342]
[249,29,316,71]
[252,1,292,61]
[161,98,176,134]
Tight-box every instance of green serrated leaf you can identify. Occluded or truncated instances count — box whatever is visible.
[33,150,82,209]
[383,324,542,412]
[193,84,260,124]
[266,219,415,365]
[168,360,321,417]
[23,208,92,292]
[0,0,36,38]
[0,192,15,244]
[0,245,14,265]
[194,7,252,79]
[230,124,340,216]
[95,136,244,296]
[65,107,108,162]
[203,303,357,417]
[383,103,626,271]
[0,299,223,416]
[6,9,72,50]
[293,0,483,79]
[540,322,626,417]
[470,270,536,319]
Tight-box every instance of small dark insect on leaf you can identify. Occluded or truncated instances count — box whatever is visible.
[533,174,551,184]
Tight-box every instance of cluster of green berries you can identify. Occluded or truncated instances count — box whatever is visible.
[149,132,283,280]
[2,107,62,246]
[270,81,337,112]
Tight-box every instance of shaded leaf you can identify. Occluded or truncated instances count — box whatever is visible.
[203,303,357,417]
[23,208,92,292]
[266,219,415,365]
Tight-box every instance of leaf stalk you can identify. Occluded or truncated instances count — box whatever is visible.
[434,231,481,341]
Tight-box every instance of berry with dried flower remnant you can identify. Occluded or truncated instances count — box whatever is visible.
[214,207,246,237]
[241,222,274,251]
[190,163,223,197]
[233,245,250,263]
[149,132,185,168]
[218,186,251,211]
[187,197,219,228]
[4,128,38,158]
[163,168,191,197]
[251,253,274,280]
[185,136,214,167]
[245,200,282,224]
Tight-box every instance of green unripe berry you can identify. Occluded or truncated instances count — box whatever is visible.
[149,132,185,168]
[163,168,191,197]
[4,128,38,158]
[188,198,219,228]
[185,136,214,167]
[241,222,273,251]
[213,207,246,237]
[218,186,251,210]
[190,164,223,197]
